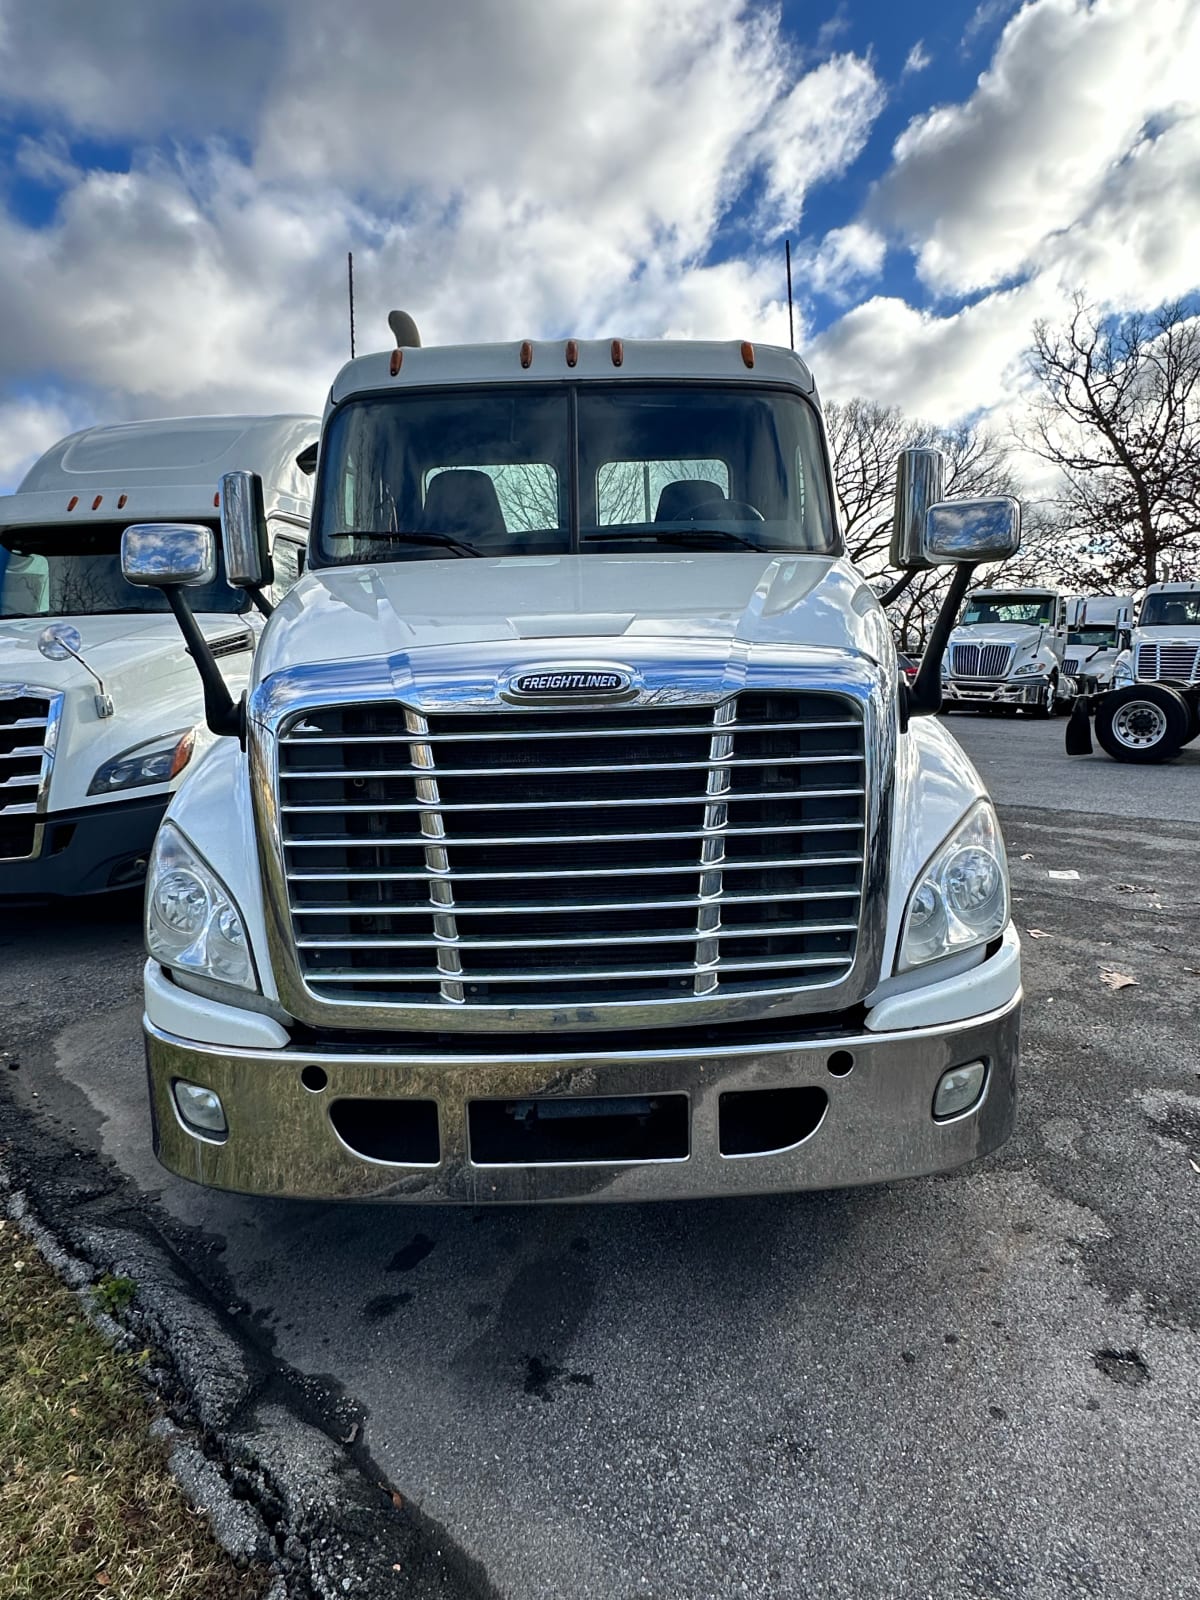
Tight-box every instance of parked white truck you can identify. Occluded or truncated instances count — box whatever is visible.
[0,414,317,896]
[1063,595,1134,695]
[118,321,1024,1203]
[941,586,1072,716]
[1067,581,1200,762]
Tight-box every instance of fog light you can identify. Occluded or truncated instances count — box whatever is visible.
[172,1080,227,1139]
[933,1061,987,1121]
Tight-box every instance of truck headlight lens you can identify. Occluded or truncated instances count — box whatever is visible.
[1112,659,1134,687]
[88,728,196,795]
[1013,663,1042,676]
[898,801,1009,971]
[146,823,256,991]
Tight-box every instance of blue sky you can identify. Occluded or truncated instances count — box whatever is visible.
[0,0,1197,489]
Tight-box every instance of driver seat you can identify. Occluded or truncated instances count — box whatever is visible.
[654,479,726,522]
[419,470,508,545]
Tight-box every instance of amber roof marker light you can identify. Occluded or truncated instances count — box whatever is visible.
[389,349,404,376]
[565,339,579,368]
[520,340,534,369]
[741,341,755,368]
[611,339,624,367]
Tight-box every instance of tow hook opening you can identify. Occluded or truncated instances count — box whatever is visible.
[469,1094,689,1166]
[719,1086,828,1157]
[329,1098,441,1166]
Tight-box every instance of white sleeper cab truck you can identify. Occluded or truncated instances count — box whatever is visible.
[120,320,1023,1204]
[0,414,317,896]
[1067,582,1200,763]
[1063,595,1133,696]
[941,587,1071,716]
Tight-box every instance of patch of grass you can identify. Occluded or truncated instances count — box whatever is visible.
[0,1219,268,1600]
[92,1275,138,1317]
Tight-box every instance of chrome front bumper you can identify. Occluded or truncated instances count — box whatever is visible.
[145,993,1020,1203]
[943,678,1045,706]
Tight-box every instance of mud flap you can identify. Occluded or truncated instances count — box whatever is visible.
[1065,697,1094,755]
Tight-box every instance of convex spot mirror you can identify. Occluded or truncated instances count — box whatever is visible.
[220,470,272,589]
[121,523,217,588]
[924,497,1022,566]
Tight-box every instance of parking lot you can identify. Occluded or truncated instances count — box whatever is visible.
[2,714,1199,1600]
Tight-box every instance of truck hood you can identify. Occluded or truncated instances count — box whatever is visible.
[948,622,1046,650]
[255,553,890,685]
[0,612,253,694]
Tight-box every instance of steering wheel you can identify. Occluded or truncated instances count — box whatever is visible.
[687,498,765,522]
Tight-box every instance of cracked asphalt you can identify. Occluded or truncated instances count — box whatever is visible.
[2,714,1199,1599]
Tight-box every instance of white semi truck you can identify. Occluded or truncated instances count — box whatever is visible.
[940,586,1073,716]
[0,414,317,896]
[118,321,1024,1204]
[1067,581,1200,762]
[1063,595,1134,695]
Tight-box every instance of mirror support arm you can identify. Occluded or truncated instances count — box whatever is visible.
[902,563,976,727]
[163,587,245,742]
[878,569,915,607]
[246,586,274,619]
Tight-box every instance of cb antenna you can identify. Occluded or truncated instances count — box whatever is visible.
[347,251,356,359]
[785,238,795,352]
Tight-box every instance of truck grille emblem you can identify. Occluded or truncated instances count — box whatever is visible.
[507,667,633,699]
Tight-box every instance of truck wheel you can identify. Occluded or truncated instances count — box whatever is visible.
[1094,685,1189,763]
[1028,677,1057,719]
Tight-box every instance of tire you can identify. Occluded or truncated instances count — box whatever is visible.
[1028,677,1057,719]
[1160,681,1200,745]
[1094,684,1189,763]
[1054,679,1075,716]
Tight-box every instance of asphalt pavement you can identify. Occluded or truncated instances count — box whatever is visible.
[2,713,1199,1599]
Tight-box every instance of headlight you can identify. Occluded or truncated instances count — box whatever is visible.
[898,801,1009,971]
[89,728,196,795]
[1112,659,1134,687]
[145,822,257,991]
[1013,662,1043,676]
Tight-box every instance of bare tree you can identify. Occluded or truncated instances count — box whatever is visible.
[1021,295,1200,587]
[824,398,1025,648]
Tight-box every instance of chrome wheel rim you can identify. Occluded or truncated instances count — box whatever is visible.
[1112,700,1168,749]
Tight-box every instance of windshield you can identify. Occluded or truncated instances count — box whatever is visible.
[1138,592,1200,627]
[312,382,837,565]
[0,523,247,619]
[1068,626,1118,647]
[960,594,1054,627]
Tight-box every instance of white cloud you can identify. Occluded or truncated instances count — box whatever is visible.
[806,223,887,298]
[0,396,87,486]
[873,0,1200,296]
[902,41,931,75]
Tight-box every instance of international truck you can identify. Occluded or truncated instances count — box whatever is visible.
[1067,581,1200,762]
[118,319,1024,1203]
[1062,595,1134,695]
[940,586,1073,716]
[0,414,317,896]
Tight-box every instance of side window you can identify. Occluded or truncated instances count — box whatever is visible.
[596,459,729,525]
[269,524,306,599]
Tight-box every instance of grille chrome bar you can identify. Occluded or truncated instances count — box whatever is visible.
[292,889,861,914]
[284,822,864,849]
[302,953,852,983]
[287,853,863,882]
[285,754,852,779]
[0,691,56,861]
[282,787,865,814]
[298,922,859,951]
[284,719,862,745]
[404,707,464,1004]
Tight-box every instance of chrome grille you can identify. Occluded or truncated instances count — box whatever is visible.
[1064,656,1081,676]
[0,692,54,861]
[276,692,866,1010]
[1137,642,1200,682]
[950,643,1012,679]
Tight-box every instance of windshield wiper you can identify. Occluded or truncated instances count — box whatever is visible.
[343,530,482,559]
[583,527,766,553]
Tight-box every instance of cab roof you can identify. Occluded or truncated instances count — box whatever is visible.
[329,338,816,409]
[3,413,319,532]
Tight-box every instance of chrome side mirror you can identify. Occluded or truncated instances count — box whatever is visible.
[121,523,216,587]
[890,448,946,571]
[924,497,1021,565]
[220,470,272,589]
